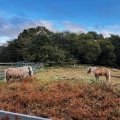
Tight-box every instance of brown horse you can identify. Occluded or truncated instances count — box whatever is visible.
[88,66,111,82]
[4,66,33,83]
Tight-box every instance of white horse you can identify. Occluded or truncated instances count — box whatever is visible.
[88,66,111,82]
[4,66,33,83]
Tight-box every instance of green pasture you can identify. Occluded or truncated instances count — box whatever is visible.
[34,66,120,91]
[33,66,116,83]
[0,65,120,89]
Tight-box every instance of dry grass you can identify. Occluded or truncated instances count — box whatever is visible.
[0,67,120,120]
[110,68,120,90]
[34,67,120,89]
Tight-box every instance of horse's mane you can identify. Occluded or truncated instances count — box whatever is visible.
[89,66,97,73]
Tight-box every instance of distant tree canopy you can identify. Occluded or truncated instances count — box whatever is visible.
[0,26,119,67]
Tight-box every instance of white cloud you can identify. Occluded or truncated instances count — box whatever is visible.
[0,18,57,45]
[97,24,120,37]
[105,24,120,31]
[89,24,120,38]
[100,30,112,38]
[62,21,87,33]
[0,36,11,46]
[1,16,120,46]
[18,20,57,32]
[61,22,120,38]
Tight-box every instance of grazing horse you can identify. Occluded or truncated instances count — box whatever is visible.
[4,66,33,83]
[87,66,111,82]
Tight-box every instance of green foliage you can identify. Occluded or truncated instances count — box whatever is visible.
[98,39,116,66]
[80,40,101,64]
[109,34,120,66]
[0,26,119,66]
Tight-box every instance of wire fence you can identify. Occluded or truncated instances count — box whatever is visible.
[0,62,44,80]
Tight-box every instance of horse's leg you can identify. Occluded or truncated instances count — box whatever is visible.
[105,75,110,83]
[108,78,110,83]
[98,76,99,82]
[6,79,9,84]
[20,77,23,82]
[104,74,108,82]
[95,75,99,82]
[6,76,11,84]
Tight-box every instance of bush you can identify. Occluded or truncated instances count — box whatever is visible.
[0,78,119,120]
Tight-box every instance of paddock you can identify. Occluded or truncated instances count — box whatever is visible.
[0,64,120,89]
[0,65,120,119]
[34,66,120,90]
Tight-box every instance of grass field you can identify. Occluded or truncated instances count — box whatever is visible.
[34,66,120,90]
[0,65,120,85]
[0,66,120,120]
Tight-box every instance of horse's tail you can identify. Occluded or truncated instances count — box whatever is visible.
[108,69,111,82]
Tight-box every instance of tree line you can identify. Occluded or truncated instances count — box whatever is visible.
[0,26,120,67]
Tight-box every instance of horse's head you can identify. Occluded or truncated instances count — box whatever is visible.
[28,67,33,76]
[87,67,92,74]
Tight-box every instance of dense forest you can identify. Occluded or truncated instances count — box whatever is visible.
[0,26,120,67]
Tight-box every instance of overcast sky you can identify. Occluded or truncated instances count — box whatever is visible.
[0,0,120,45]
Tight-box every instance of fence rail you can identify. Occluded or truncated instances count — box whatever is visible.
[0,110,51,120]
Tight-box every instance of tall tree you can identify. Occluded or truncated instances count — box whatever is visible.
[88,31,104,40]
[98,39,116,66]
[0,40,23,62]
[109,34,120,66]
[17,26,53,62]
[79,40,101,64]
